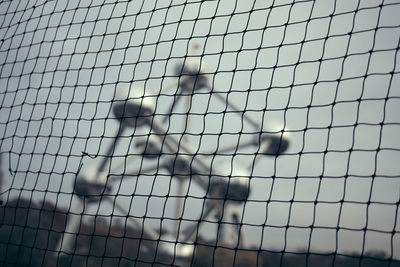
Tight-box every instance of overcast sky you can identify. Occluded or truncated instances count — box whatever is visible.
[1,0,400,259]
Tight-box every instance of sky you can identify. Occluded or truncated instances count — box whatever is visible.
[0,0,400,260]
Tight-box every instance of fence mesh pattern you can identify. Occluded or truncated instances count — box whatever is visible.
[1,0,400,266]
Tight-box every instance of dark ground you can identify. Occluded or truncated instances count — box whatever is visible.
[0,198,398,267]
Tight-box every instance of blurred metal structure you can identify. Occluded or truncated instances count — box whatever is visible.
[56,59,290,263]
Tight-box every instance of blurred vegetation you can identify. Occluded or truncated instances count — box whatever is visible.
[1,198,399,267]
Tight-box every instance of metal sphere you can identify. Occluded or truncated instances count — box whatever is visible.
[260,134,290,155]
[160,235,194,259]
[260,123,291,156]
[112,85,156,127]
[74,165,109,197]
[209,165,250,203]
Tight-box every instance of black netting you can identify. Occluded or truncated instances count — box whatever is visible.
[1,0,400,266]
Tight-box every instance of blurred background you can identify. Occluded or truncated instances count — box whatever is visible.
[0,0,399,266]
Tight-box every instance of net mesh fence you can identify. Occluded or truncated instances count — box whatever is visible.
[0,0,400,266]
